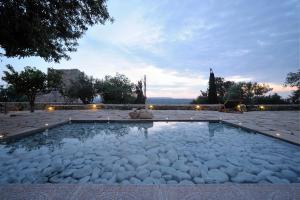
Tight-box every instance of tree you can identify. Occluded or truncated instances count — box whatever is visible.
[285,70,300,104]
[64,73,95,104]
[224,83,244,103]
[95,73,135,104]
[135,80,146,104]
[215,77,234,102]
[0,0,112,62]
[252,93,287,104]
[285,70,300,88]
[192,90,209,104]
[2,65,61,112]
[0,85,27,102]
[208,68,218,104]
[224,82,272,104]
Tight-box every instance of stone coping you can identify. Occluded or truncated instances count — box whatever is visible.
[0,184,299,200]
[2,118,300,146]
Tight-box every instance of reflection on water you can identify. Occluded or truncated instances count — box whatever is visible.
[0,122,299,184]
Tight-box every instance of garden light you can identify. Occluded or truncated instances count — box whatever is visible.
[149,105,154,109]
[195,105,201,110]
[47,106,54,111]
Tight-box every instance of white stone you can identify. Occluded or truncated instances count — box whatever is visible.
[159,158,170,166]
[128,155,148,167]
[222,166,240,177]
[73,166,92,179]
[117,171,135,181]
[231,172,257,183]
[136,169,150,180]
[267,176,290,184]
[175,171,191,181]
[206,169,229,183]
[130,177,142,184]
[179,180,194,185]
[101,172,113,179]
[257,170,273,181]
[280,169,297,181]
[150,170,162,179]
[193,177,205,184]
[167,180,178,184]
[166,149,178,163]
[204,159,224,169]
[173,160,189,172]
[79,176,90,183]
[121,180,131,185]
[143,177,158,184]
[189,167,201,177]
[90,167,101,181]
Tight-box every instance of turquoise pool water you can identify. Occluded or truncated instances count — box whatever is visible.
[0,122,299,184]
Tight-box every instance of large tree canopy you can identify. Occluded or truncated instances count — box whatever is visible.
[2,65,62,112]
[0,0,112,62]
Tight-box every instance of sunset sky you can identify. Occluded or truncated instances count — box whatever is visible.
[0,0,299,98]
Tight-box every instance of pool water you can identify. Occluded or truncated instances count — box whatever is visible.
[0,122,299,184]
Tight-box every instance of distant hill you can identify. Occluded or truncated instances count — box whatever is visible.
[147,97,193,104]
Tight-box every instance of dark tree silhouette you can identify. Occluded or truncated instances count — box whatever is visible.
[135,80,146,104]
[208,68,218,104]
[0,0,112,62]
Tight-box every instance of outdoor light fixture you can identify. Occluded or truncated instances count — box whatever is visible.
[0,134,5,139]
[149,105,154,109]
[259,105,265,110]
[47,106,54,111]
[92,104,97,109]
[276,133,281,136]
[195,105,201,110]
[45,123,48,127]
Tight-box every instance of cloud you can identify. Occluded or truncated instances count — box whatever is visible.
[221,49,251,57]
[56,48,207,98]
[175,20,218,41]
[257,40,269,47]
[225,75,252,82]
[87,9,165,54]
[268,83,296,93]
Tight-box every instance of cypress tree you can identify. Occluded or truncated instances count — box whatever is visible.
[208,68,218,104]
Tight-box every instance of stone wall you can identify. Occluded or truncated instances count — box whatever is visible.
[0,102,299,112]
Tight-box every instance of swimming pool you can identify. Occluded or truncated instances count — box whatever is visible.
[0,122,299,184]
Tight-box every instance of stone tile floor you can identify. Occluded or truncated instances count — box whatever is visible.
[0,184,299,200]
[1,110,299,144]
[0,110,300,200]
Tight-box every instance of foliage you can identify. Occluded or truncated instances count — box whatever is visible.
[64,73,95,104]
[95,73,135,104]
[47,68,63,91]
[0,85,27,102]
[241,82,272,104]
[224,82,272,104]
[285,70,300,88]
[2,65,62,112]
[191,90,209,104]
[252,93,288,104]
[285,70,300,104]
[224,83,244,102]
[135,80,146,104]
[215,77,234,100]
[289,90,300,104]
[0,0,112,62]
[208,68,218,104]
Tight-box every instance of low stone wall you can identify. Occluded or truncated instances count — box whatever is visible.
[0,102,299,112]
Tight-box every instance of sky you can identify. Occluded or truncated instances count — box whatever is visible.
[0,0,299,98]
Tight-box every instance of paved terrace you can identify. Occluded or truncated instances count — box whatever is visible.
[0,110,299,144]
[0,110,300,200]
